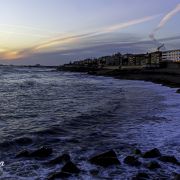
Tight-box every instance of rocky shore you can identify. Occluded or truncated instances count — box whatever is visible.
[91,69,180,89]
[57,65,180,89]
[15,146,180,179]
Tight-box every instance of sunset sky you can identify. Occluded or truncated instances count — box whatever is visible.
[0,0,180,65]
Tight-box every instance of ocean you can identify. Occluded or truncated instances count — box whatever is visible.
[0,66,180,179]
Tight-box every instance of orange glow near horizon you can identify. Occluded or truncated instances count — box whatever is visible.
[0,14,161,61]
[0,50,26,60]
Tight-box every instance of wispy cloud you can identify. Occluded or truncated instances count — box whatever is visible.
[150,3,180,42]
[31,15,158,51]
[0,50,26,60]
[5,34,180,65]
[1,15,158,60]
[33,32,96,51]
[101,15,159,33]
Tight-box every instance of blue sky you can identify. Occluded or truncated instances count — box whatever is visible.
[0,0,180,65]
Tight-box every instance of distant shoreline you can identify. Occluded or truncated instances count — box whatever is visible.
[1,64,180,90]
[90,69,180,89]
[57,66,180,89]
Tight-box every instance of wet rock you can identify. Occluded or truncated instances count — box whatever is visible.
[143,148,161,158]
[47,171,68,180]
[61,161,80,174]
[176,89,180,94]
[30,147,52,158]
[47,161,80,180]
[174,173,180,180]
[15,137,33,146]
[16,150,30,158]
[90,169,99,176]
[47,154,70,165]
[159,155,180,165]
[124,156,141,166]
[89,150,120,167]
[146,161,161,170]
[134,149,142,155]
[132,172,149,180]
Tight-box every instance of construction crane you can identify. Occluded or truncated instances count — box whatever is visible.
[157,44,165,51]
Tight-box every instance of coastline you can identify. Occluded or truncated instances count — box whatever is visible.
[90,69,180,89]
[1,66,180,179]
[57,66,180,89]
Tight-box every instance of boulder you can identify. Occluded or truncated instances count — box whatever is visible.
[132,172,149,180]
[143,148,161,158]
[174,174,180,180]
[47,171,69,180]
[47,154,70,165]
[124,156,141,166]
[16,150,30,158]
[30,147,52,158]
[176,89,180,94]
[159,156,180,165]
[90,169,99,176]
[146,161,161,170]
[89,150,120,167]
[61,161,80,174]
[47,161,80,180]
[134,149,142,155]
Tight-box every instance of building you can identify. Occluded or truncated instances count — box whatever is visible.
[122,54,133,66]
[147,51,162,68]
[162,49,180,62]
[112,53,123,66]
[119,54,148,69]
[134,54,148,66]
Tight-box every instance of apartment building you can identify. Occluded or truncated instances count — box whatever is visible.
[162,49,180,62]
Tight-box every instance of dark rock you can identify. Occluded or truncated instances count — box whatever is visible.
[47,171,69,180]
[124,156,141,166]
[16,150,30,158]
[134,149,142,155]
[132,172,149,180]
[61,161,80,174]
[15,137,33,146]
[89,150,120,167]
[176,89,180,94]
[159,156,180,165]
[30,147,52,158]
[143,148,161,158]
[146,161,161,170]
[47,161,80,180]
[90,169,99,176]
[47,154,70,165]
[174,174,180,180]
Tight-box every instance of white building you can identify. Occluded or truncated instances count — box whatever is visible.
[162,49,180,62]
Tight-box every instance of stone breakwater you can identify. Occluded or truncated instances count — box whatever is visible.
[15,146,180,179]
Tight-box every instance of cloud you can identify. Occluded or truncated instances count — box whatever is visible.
[33,32,97,51]
[150,3,180,42]
[2,34,180,65]
[33,15,158,51]
[0,50,27,60]
[0,14,158,61]
[101,15,159,33]
[156,4,180,31]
